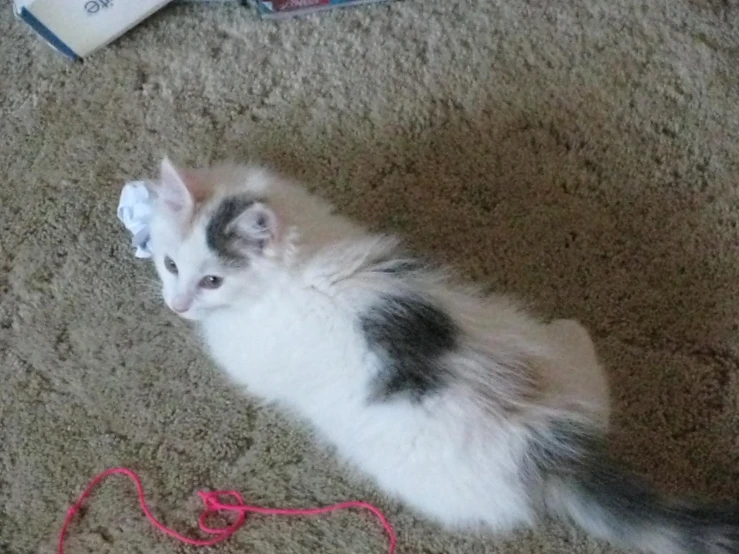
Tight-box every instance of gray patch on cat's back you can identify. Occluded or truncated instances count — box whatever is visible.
[370,258,425,276]
[206,194,257,265]
[361,242,430,278]
[361,293,459,402]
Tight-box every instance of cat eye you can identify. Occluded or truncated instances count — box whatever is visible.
[164,256,178,275]
[200,275,223,289]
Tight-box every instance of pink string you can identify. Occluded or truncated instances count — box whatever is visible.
[58,467,396,553]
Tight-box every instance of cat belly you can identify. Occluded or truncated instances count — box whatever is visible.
[202,302,536,532]
[200,295,370,401]
[312,397,536,532]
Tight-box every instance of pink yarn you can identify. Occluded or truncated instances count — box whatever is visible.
[58,467,396,553]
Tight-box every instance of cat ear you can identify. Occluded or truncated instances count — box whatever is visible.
[228,201,280,254]
[158,157,193,213]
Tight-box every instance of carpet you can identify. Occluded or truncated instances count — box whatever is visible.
[1,1,739,553]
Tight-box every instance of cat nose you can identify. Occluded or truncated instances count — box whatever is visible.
[171,296,192,313]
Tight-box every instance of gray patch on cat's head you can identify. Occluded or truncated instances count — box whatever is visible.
[205,194,263,265]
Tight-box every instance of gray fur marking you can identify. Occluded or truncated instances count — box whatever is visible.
[205,195,257,265]
[361,293,459,402]
[526,418,739,553]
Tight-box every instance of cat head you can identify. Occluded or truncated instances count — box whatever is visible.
[148,158,288,321]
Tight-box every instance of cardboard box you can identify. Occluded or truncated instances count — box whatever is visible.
[14,0,173,60]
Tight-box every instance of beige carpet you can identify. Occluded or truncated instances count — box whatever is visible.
[2,1,739,552]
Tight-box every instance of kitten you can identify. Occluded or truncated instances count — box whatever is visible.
[147,157,738,554]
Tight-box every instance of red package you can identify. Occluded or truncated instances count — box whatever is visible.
[256,0,387,18]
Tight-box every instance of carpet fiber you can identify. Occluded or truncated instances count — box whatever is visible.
[2,1,739,553]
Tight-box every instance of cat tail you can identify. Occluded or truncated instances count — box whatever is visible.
[531,419,739,554]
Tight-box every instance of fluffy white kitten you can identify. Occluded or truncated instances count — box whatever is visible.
[147,158,738,554]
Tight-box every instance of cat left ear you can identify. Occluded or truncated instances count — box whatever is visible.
[228,201,280,254]
[158,157,193,213]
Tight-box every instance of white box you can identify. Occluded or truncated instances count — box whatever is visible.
[14,0,173,60]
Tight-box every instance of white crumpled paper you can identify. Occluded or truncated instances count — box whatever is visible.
[117,181,155,259]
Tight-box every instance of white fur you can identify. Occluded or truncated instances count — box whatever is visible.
[147,161,611,533]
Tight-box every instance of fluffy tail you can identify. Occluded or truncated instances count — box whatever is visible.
[529,420,739,554]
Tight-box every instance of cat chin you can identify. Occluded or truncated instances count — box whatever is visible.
[176,311,201,322]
